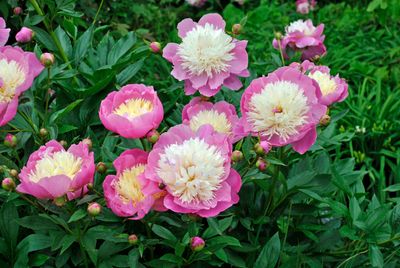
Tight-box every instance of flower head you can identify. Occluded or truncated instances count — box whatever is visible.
[40,53,55,67]
[186,0,207,7]
[163,13,249,96]
[182,97,243,142]
[16,27,34,43]
[87,202,102,217]
[17,140,95,200]
[240,66,327,154]
[290,60,348,106]
[99,84,164,139]
[273,19,326,61]
[0,46,44,126]
[296,0,311,14]
[103,149,163,220]
[144,124,241,217]
[4,133,17,148]
[0,17,10,46]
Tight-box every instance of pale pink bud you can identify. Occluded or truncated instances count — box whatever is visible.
[4,133,17,148]
[2,178,16,191]
[16,27,34,43]
[146,129,160,144]
[190,236,205,252]
[256,158,267,171]
[231,150,243,162]
[149,42,161,53]
[13,7,22,15]
[40,53,55,67]
[87,202,102,217]
[128,234,139,245]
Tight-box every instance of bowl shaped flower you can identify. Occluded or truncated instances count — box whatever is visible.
[17,140,95,200]
[144,124,241,217]
[290,60,348,106]
[0,17,10,46]
[103,149,163,220]
[240,66,327,154]
[182,97,244,142]
[163,13,249,97]
[0,46,44,126]
[273,19,326,61]
[99,84,164,139]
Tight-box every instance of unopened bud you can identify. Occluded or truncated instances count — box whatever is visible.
[40,53,55,67]
[16,27,34,43]
[128,234,139,245]
[260,141,271,154]
[87,202,102,217]
[274,31,283,40]
[147,130,160,144]
[60,140,68,148]
[39,128,48,138]
[4,134,17,148]
[82,138,92,150]
[254,143,264,155]
[232,24,242,35]
[190,236,205,252]
[256,158,267,171]
[231,150,243,162]
[87,183,94,191]
[2,178,16,191]
[149,42,161,53]
[13,7,22,15]
[319,114,330,126]
[53,195,67,206]
[9,169,18,178]
[96,162,107,174]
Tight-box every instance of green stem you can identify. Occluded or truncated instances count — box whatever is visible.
[92,0,105,26]
[277,39,286,66]
[44,68,51,126]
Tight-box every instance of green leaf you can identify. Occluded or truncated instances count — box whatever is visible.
[59,235,76,255]
[383,184,400,192]
[49,99,83,123]
[369,245,383,268]
[207,236,241,248]
[254,232,280,268]
[349,197,362,222]
[15,234,52,267]
[74,26,93,64]
[151,224,177,242]
[0,201,19,258]
[68,209,87,223]
[116,59,144,85]
[107,32,137,65]
[16,216,59,231]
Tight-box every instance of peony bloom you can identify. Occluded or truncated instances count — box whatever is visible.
[103,149,163,220]
[0,46,44,126]
[0,17,10,46]
[296,0,310,14]
[17,140,95,200]
[182,97,243,142]
[290,60,348,106]
[99,84,164,139]
[186,0,207,7]
[15,27,34,43]
[240,66,327,154]
[273,19,326,61]
[163,13,249,97]
[144,124,242,217]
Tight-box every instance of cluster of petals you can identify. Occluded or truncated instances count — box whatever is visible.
[17,140,95,200]
[16,27,33,43]
[0,17,10,46]
[186,0,207,7]
[163,13,249,96]
[240,66,327,154]
[273,19,326,61]
[0,46,44,126]
[103,149,164,220]
[182,97,244,142]
[143,124,241,217]
[99,84,164,139]
[290,60,348,106]
[296,0,317,14]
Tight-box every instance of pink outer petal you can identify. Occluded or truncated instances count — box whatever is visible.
[177,18,197,38]
[17,175,72,199]
[207,72,229,90]
[291,128,317,154]
[223,74,243,91]
[198,13,226,30]
[228,40,248,74]
[0,17,10,46]
[184,80,198,95]
[162,43,179,63]
[113,149,148,173]
[199,85,221,97]
[0,97,18,127]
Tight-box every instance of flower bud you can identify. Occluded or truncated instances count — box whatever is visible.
[96,162,107,174]
[232,24,242,35]
[256,158,267,171]
[147,130,160,144]
[40,53,55,67]
[87,202,102,217]
[87,183,94,191]
[128,234,139,245]
[254,143,264,155]
[231,150,243,162]
[260,141,271,154]
[4,134,17,148]
[190,236,205,252]
[2,178,16,191]
[13,7,22,15]
[9,169,18,178]
[16,27,34,43]
[149,42,161,53]
[158,182,166,190]
[320,114,330,126]
[82,138,92,150]
[60,140,68,148]
[53,195,67,206]
[39,128,48,138]
[274,31,283,40]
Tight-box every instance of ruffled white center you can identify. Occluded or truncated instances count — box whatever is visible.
[178,23,235,77]
[189,110,232,134]
[29,151,82,183]
[247,81,309,141]
[308,71,337,96]
[113,98,153,119]
[114,165,146,204]
[157,138,225,203]
[0,59,26,103]
[286,20,315,36]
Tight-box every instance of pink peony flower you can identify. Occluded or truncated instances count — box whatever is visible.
[240,66,327,154]
[0,17,10,46]
[273,19,326,61]
[144,124,242,217]
[296,0,310,14]
[15,27,34,43]
[99,84,164,139]
[290,60,348,106]
[163,13,249,97]
[186,0,207,7]
[0,46,44,126]
[182,97,244,142]
[17,140,95,200]
[103,149,163,220]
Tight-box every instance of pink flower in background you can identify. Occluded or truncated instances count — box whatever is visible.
[15,27,34,43]
[182,97,244,142]
[144,124,242,217]
[0,17,10,46]
[0,46,44,126]
[186,0,207,7]
[273,19,326,61]
[290,60,348,106]
[163,13,249,97]
[99,84,164,139]
[103,149,163,220]
[240,66,327,154]
[17,140,95,200]
[296,0,310,14]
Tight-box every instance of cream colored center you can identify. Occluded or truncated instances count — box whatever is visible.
[308,71,337,96]
[0,59,26,103]
[189,110,232,134]
[113,98,153,119]
[114,165,146,205]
